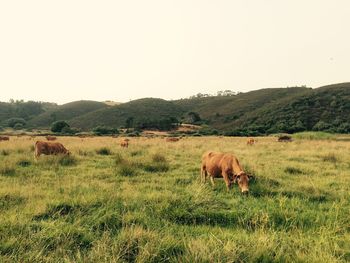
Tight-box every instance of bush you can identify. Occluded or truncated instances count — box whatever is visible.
[92,126,119,136]
[14,123,24,130]
[5,118,26,128]
[61,126,79,135]
[51,121,70,133]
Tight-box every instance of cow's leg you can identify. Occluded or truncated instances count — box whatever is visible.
[200,165,207,183]
[34,147,39,159]
[210,176,215,187]
[222,172,232,191]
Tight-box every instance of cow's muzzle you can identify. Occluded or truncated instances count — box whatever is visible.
[241,190,249,195]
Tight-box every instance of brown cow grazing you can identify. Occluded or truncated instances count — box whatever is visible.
[247,138,255,145]
[0,136,10,141]
[34,141,70,158]
[46,136,57,141]
[166,137,180,142]
[120,138,129,148]
[277,135,292,142]
[201,151,251,194]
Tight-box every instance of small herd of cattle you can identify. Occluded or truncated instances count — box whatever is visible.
[1,134,293,194]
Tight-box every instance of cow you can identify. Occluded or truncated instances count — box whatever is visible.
[120,138,129,148]
[0,136,9,141]
[166,137,180,142]
[46,136,57,141]
[247,138,255,145]
[34,141,70,158]
[201,151,251,194]
[277,135,292,142]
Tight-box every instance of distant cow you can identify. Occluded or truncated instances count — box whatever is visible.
[120,138,130,148]
[166,137,180,142]
[46,136,57,141]
[201,151,251,194]
[0,136,9,141]
[277,135,292,142]
[247,138,255,145]
[34,141,70,158]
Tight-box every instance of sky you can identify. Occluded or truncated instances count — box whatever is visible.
[0,0,349,104]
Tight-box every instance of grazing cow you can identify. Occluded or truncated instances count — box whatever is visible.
[247,138,255,145]
[34,141,70,158]
[201,151,251,194]
[0,136,9,141]
[120,138,129,148]
[166,137,180,142]
[277,135,292,142]
[46,136,57,141]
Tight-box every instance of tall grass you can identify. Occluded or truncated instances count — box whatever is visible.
[0,135,349,262]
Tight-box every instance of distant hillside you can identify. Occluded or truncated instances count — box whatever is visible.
[27,101,109,128]
[1,83,349,134]
[172,84,350,134]
[0,101,57,127]
[70,98,184,130]
[231,83,350,134]
[174,87,311,128]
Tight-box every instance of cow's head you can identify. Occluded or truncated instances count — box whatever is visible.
[234,172,250,194]
[66,151,71,156]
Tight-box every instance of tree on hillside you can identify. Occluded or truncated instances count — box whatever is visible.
[51,120,70,133]
[187,112,201,124]
[125,117,134,128]
[5,118,26,128]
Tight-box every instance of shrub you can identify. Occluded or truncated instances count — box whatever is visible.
[14,123,24,130]
[51,120,70,133]
[5,118,26,128]
[92,126,119,136]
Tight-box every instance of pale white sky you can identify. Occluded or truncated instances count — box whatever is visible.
[0,0,349,104]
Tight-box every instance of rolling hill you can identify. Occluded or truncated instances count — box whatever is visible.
[1,83,349,134]
[27,101,109,128]
[69,98,184,130]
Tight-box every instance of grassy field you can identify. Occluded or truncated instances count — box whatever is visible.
[0,136,349,262]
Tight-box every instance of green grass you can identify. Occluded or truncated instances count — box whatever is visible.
[0,136,349,262]
[293,131,336,140]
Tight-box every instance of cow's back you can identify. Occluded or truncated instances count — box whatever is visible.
[202,152,226,177]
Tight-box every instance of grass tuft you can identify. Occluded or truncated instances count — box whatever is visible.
[284,166,304,175]
[96,147,112,155]
[58,155,77,166]
[322,153,338,164]
[17,159,32,167]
